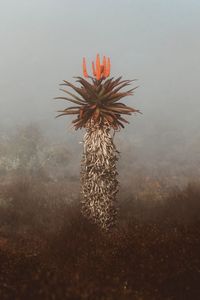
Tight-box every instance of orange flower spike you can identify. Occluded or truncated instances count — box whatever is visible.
[105,57,111,77]
[100,65,104,75]
[92,61,96,76]
[82,57,89,78]
[96,54,101,80]
[103,56,107,77]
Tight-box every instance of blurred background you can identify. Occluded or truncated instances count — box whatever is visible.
[0,0,200,186]
[1,2,200,299]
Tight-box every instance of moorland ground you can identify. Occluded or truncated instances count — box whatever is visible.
[0,126,200,300]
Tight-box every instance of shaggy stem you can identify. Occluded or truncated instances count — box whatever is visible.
[80,122,119,230]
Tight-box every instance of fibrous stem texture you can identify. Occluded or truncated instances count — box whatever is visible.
[80,122,119,230]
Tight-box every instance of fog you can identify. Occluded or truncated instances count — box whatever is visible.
[0,0,200,178]
[1,3,200,297]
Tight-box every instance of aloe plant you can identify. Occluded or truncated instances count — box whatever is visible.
[55,54,141,230]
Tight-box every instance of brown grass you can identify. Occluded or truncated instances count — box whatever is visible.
[0,175,200,300]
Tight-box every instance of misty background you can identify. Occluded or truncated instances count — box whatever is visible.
[1,3,200,298]
[0,0,200,187]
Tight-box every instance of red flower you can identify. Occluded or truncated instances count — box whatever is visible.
[82,54,111,80]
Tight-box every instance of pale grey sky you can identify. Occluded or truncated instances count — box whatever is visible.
[0,0,200,140]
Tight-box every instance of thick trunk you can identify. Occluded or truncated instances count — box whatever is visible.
[80,123,119,230]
